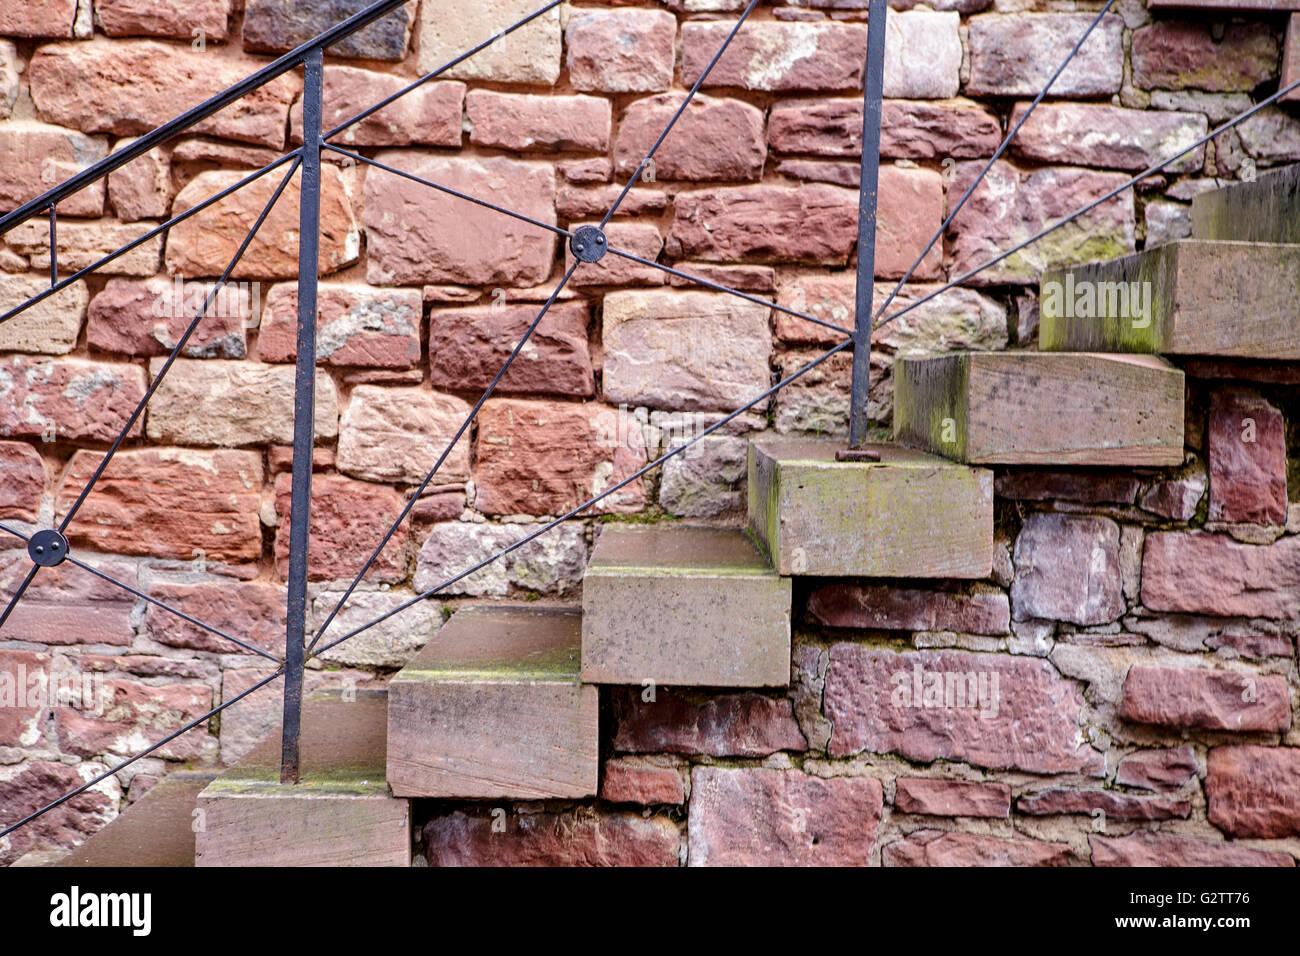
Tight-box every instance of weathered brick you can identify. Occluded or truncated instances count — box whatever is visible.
[259,283,421,369]
[97,0,230,40]
[0,650,50,747]
[0,442,45,522]
[1121,665,1290,732]
[611,688,805,757]
[658,433,747,518]
[1208,390,1288,525]
[106,136,172,221]
[166,166,359,280]
[884,829,1071,867]
[336,385,471,485]
[808,583,1010,635]
[473,399,647,516]
[556,185,667,220]
[417,0,560,84]
[413,520,586,597]
[615,94,766,181]
[601,758,686,805]
[467,91,610,152]
[689,767,882,866]
[996,470,1139,505]
[601,290,771,412]
[0,553,137,646]
[87,276,248,359]
[825,645,1103,774]
[0,41,17,121]
[0,120,107,217]
[243,0,411,59]
[5,219,162,277]
[146,359,338,447]
[145,579,284,656]
[291,67,462,147]
[56,679,212,760]
[1140,470,1207,521]
[682,20,868,92]
[0,356,147,443]
[428,300,594,397]
[894,778,1011,818]
[1207,745,1300,838]
[364,152,556,287]
[1142,532,1300,619]
[1115,746,1198,792]
[1011,513,1123,626]
[770,97,1001,160]
[0,275,88,355]
[967,13,1124,97]
[566,221,665,287]
[29,41,299,147]
[0,0,78,37]
[425,809,680,866]
[57,448,263,563]
[1017,788,1191,821]
[273,472,410,583]
[1133,20,1281,93]
[1091,832,1294,867]
[0,761,116,867]
[883,11,961,99]
[312,587,444,668]
[566,8,676,93]
[1010,103,1208,173]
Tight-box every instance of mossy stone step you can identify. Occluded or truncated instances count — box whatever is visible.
[195,690,410,867]
[748,437,993,579]
[386,605,598,799]
[894,351,1184,467]
[581,524,791,687]
[1038,240,1300,359]
[1191,163,1300,245]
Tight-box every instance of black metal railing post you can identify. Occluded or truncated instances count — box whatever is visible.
[847,0,888,452]
[281,47,324,785]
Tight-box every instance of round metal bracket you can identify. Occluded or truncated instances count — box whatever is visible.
[569,225,608,263]
[28,528,70,567]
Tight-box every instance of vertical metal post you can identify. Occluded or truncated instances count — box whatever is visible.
[847,0,888,451]
[281,48,323,785]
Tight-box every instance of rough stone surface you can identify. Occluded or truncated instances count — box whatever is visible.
[56,679,212,760]
[1140,470,1207,521]
[243,0,410,60]
[1017,788,1191,821]
[1142,533,1300,620]
[967,13,1124,97]
[658,434,747,518]
[825,644,1103,774]
[808,583,1010,636]
[0,761,116,867]
[0,120,108,217]
[1206,746,1300,838]
[770,97,1001,159]
[473,399,647,515]
[292,67,462,147]
[894,778,1011,818]
[467,92,610,152]
[106,136,171,220]
[273,472,410,583]
[145,579,284,656]
[611,689,806,757]
[364,152,556,287]
[884,829,1071,867]
[0,356,147,443]
[425,809,679,866]
[615,94,766,181]
[1010,103,1208,173]
[418,0,561,84]
[259,283,421,368]
[1132,21,1281,93]
[682,20,868,92]
[1091,832,1294,867]
[413,520,587,597]
[601,759,685,805]
[336,385,472,485]
[0,442,45,522]
[1207,391,1288,526]
[97,0,230,40]
[1011,513,1123,626]
[688,768,883,866]
[312,588,444,668]
[566,8,676,93]
[1120,665,1290,732]
[0,0,79,37]
[0,553,137,646]
[1115,746,1198,792]
[0,275,88,355]
[87,276,247,359]
[883,11,961,99]
[5,219,162,277]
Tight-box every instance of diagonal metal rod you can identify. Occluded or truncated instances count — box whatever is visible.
[0,521,274,658]
[56,156,303,534]
[310,337,854,659]
[876,72,1300,332]
[0,564,40,633]
[601,245,854,336]
[305,262,582,654]
[0,152,300,328]
[323,0,565,142]
[599,0,761,228]
[324,145,571,239]
[872,0,1119,326]
[0,669,283,840]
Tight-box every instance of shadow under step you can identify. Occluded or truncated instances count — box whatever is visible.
[748,436,993,579]
[195,690,409,867]
[894,351,1184,467]
[581,524,791,688]
[1039,239,1300,359]
[386,605,598,800]
[1191,162,1300,245]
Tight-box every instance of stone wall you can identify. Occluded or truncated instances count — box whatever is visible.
[0,0,1297,865]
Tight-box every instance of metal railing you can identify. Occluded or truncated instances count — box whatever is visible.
[2,0,1298,846]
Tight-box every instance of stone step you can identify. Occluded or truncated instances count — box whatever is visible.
[894,352,1184,466]
[52,771,217,867]
[748,437,993,579]
[386,605,598,799]
[1191,163,1300,244]
[195,690,410,867]
[581,524,791,687]
[1037,240,1300,359]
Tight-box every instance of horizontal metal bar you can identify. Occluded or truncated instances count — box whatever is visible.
[602,245,854,336]
[0,669,283,840]
[0,0,405,237]
[0,151,299,329]
[876,72,1300,332]
[310,336,854,659]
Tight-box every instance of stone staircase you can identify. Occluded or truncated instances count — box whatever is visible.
[65,164,1299,867]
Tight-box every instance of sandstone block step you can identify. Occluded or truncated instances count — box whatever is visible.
[581,524,791,687]
[748,437,993,579]
[1191,163,1300,244]
[386,605,598,799]
[893,352,1184,466]
[53,771,217,868]
[1038,240,1300,359]
[195,690,409,867]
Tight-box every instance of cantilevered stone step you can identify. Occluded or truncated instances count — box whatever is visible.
[894,352,1184,467]
[52,771,216,868]
[387,606,597,799]
[748,437,993,579]
[195,690,409,867]
[1038,240,1300,358]
[1191,163,1300,244]
[581,524,790,687]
